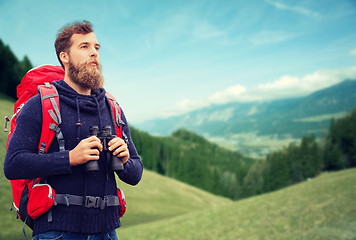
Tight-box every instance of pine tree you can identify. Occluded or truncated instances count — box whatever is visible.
[0,39,33,98]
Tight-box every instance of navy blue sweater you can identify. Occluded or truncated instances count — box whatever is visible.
[4,79,143,235]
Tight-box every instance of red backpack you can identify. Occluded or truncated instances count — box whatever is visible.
[6,65,126,230]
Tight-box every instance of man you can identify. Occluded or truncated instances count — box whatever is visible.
[4,20,143,240]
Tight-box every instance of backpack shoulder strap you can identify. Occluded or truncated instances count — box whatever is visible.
[37,83,65,154]
[105,92,127,142]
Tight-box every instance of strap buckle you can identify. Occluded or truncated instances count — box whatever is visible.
[85,196,101,209]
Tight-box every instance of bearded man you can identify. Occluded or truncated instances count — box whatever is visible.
[4,20,143,240]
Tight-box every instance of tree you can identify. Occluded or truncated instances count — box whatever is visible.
[242,160,267,197]
[0,39,33,98]
[263,151,291,192]
[18,55,33,80]
[323,110,356,170]
[299,135,322,178]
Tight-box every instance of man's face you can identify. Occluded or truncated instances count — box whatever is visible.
[67,32,103,89]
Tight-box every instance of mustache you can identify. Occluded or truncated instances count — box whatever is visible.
[86,59,99,67]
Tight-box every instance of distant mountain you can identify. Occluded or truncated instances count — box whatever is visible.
[137,80,356,137]
[136,80,356,157]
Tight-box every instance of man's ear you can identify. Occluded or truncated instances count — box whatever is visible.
[60,52,69,65]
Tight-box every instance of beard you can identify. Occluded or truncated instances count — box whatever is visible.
[68,59,104,90]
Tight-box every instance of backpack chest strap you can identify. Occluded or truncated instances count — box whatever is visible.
[54,194,120,209]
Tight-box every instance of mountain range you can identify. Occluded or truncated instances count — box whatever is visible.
[135,79,356,157]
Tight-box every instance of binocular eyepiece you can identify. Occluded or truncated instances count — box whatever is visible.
[85,125,124,172]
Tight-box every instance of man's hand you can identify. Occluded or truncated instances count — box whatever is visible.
[69,136,103,166]
[108,137,130,165]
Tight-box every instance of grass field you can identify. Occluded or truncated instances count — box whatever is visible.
[117,170,232,227]
[118,168,356,240]
[293,112,348,122]
[212,133,301,159]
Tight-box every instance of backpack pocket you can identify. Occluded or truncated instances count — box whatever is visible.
[27,184,55,219]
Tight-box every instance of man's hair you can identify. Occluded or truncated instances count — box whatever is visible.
[55,20,94,68]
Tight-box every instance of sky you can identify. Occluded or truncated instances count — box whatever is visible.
[0,0,356,124]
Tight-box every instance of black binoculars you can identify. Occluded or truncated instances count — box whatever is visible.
[85,125,124,172]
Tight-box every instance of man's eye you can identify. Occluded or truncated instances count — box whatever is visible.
[81,45,88,49]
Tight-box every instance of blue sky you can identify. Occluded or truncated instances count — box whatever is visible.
[0,0,356,124]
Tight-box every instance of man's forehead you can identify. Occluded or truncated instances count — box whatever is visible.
[71,32,99,45]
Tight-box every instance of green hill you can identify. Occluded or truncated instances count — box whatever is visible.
[118,168,356,240]
[117,170,232,227]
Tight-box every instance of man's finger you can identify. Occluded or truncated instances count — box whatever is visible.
[88,138,103,151]
[108,137,124,151]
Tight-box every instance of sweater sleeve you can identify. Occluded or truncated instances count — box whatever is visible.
[115,108,143,186]
[4,95,72,180]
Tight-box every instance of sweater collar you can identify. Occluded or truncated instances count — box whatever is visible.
[53,79,106,114]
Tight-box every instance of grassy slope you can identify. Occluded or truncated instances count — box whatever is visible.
[118,168,356,240]
[117,170,232,227]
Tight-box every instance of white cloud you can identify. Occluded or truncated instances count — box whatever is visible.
[169,65,356,116]
[208,85,246,104]
[250,30,297,45]
[350,48,356,56]
[176,98,210,112]
[166,85,247,116]
[258,66,356,98]
[258,75,300,90]
[266,0,319,17]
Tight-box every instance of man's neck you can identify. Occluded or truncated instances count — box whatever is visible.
[63,75,91,95]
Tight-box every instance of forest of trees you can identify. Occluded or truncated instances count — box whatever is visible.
[130,128,254,199]
[131,109,356,200]
[244,109,356,197]
[0,39,32,99]
[323,112,356,170]
[2,38,355,200]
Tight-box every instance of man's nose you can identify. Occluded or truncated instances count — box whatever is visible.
[90,47,98,57]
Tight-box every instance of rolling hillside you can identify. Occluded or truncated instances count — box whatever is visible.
[117,170,232,227]
[118,168,356,240]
